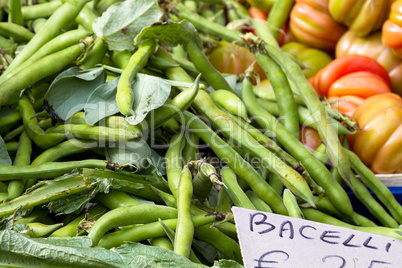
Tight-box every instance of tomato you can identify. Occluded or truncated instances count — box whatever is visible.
[207,40,266,79]
[327,71,391,98]
[247,6,268,21]
[289,0,347,51]
[382,0,402,58]
[336,30,402,96]
[328,0,390,37]
[350,93,402,174]
[299,126,322,152]
[281,42,332,78]
[327,95,365,118]
[309,55,391,98]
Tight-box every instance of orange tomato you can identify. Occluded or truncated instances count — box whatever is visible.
[350,93,402,174]
[327,95,365,118]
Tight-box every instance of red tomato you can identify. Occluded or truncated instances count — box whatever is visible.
[310,55,392,98]
[327,71,391,98]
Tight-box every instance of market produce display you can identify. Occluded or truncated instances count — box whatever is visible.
[0,0,402,267]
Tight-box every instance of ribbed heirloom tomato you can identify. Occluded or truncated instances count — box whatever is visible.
[350,93,402,174]
[289,0,347,51]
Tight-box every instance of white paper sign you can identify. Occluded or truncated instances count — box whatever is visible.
[232,207,402,268]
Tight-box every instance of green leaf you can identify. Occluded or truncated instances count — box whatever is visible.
[212,259,244,268]
[0,230,117,267]
[150,148,166,176]
[92,0,162,52]
[135,20,202,48]
[45,67,106,120]
[110,242,208,268]
[0,136,11,165]
[125,73,171,126]
[84,77,120,125]
[105,138,151,169]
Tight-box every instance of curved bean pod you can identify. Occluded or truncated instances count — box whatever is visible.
[116,39,156,116]
[89,204,178,246]
[174,165,194,258]
[210,90,251,123]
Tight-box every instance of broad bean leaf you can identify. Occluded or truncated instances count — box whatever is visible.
[0,136,11,165]
[105,138,151,170]
[92,0,162,52]
[135,20,202,48]
[84,77,120,125]
[125,73,171,126]
[44,67,106,120]
[0,230,244,267]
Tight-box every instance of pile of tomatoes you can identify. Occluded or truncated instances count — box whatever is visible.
[207,0,402,174]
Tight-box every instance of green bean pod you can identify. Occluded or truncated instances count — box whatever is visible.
[23,222,64,238]
[98,214,223,249]
[45,124,138,143]
[266,0,295,40]
[174,165,194,258]
[31,139,98,166]
[0,0,89,81]
[283,189,303,219]
[80,37,107,70]
[186,39,236,93]
[223,110,300,169]
[251,53,300,139]
[1,36,93,105]
[110,49,132,69]
[19,95,66,149]
[50,205,106,237]
[152,186,238,240]
[116,39,156,116]
[193,90,314,206]
[89,204,178,246]
[245,190,272,213]
[103,116,142,138]
[166,133,186,199]
[182,131,199,164]
[142,74,201,131]
[8,0,24,26]
[0,175,93,218]
[210,90,251,123]
[258,36,352,187]
[241,70,354,218]
[0,160,108,181]
[346,149,402,224]
[6,132,31,200]
[21,1,63,20]
[175,3,240,42]
[301,208,402,240]
[221,166,256,210]
[75,3,98,31]
[0,111,21,135]
[0,22,34,42]
[184,111,287,215]
[216,188,233,213]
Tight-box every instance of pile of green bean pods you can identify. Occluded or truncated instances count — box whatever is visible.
[0,0,401,266]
